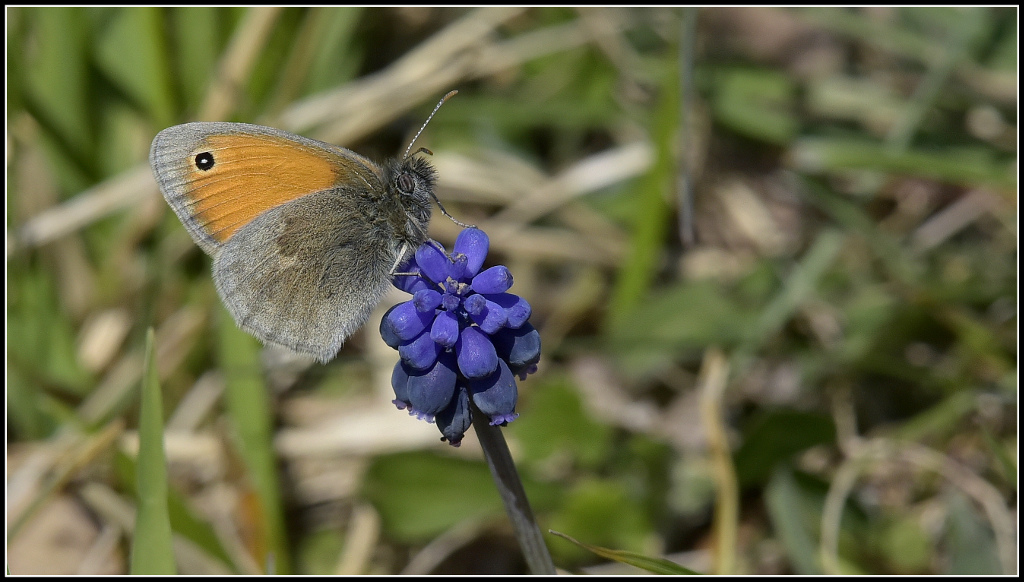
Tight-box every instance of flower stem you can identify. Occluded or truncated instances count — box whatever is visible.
[471,405,556,574]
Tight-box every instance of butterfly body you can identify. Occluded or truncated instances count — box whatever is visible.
[150,122,435,363]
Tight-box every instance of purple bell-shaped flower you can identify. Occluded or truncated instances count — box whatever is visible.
[381,228,541,446]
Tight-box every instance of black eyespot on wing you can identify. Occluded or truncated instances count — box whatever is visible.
[195,152,215,171]
[397,172,415,193]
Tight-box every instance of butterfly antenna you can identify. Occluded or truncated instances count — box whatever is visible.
[404,90,458,160]
[403,90,474,229]
[431,192,474,228]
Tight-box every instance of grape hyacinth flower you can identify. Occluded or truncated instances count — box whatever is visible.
[380,227,541,446]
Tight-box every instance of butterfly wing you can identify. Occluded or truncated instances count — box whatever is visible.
[150,122,396,361]
[212,188,398,363]
[149,122,380,255]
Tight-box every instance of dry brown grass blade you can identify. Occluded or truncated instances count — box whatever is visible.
[199,7,285,122]
[279,7,528,137]
[698,349,737,575]
[9,166,153,255]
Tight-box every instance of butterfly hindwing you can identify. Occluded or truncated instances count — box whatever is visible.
[211,188,399,363]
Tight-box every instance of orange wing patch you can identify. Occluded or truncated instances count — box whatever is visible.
[182,134,371,243]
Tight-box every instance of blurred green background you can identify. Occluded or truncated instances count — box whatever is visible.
[5,6,1017,575]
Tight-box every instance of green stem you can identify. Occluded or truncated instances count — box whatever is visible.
[471,405,556,575]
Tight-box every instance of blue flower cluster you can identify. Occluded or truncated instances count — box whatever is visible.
[381,228,541,446]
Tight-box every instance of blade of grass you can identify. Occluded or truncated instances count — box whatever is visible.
[698,349,737,574]
[606,57,678,328]
[22,7,92,167]
[731,228,845,374]
[789,138,1015,190]
[114,450,240,572]
[267,7,362,112]
[677,7,697,248]
[218,306,290,573]
[199,6,284,122]
[170,7,222,110]
[979,425,1016,489]
[797,178,921,285]
[93,7,175,128]
[130,328,176,574]
[549,530,701,575]
[765,467,821,574]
